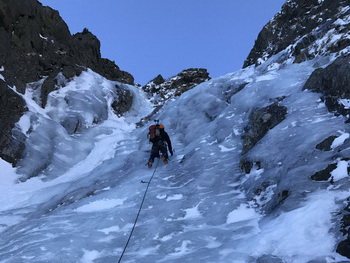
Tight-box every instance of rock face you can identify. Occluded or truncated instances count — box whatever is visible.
[242,103,287,155]
[243,0,350,67]
[337,201,350,259]
[303,55,350,117]
[142,68,210,106]
[310,163,338,181]
[0,0,134,164]
[111,85,133,116]
[337,239,350,258]
[0,0,134,92]
[137,68,210,126]
[316,135,338,151]
[0,81,27,164]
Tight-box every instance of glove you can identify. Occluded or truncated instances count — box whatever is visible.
[169,149,173,156]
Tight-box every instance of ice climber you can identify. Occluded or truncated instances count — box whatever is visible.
[148,120,173,168]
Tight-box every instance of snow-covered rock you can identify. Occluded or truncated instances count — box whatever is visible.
[142,68,210,107]
[0,0,134,165]
[244,0,350,67]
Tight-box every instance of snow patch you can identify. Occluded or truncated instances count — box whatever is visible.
[80,249,102,263]
[226,204,261,224]
[339,98,350,109]
[98,226,120,235]
[159,234,174,242]
[75,198,126,213]
[0,158,19,186]
[218,144,236,152]
[166,194,183,201]
[331,160,349,181]
[39,34,48,40]
[165,240,193,259]
[331,132,349,149]
[183,203,202,219]
[16,114,31,135]
[156,194,167,200]
[205,236,222,249]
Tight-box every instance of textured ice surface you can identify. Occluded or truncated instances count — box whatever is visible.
[0,56,349,263]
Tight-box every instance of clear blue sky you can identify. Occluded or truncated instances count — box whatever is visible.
[39,0,286,84]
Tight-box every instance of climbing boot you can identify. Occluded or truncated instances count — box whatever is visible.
[148,160,153,169]
[161,156,168,165]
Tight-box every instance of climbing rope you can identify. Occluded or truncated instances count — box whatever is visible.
[117,158,160,263]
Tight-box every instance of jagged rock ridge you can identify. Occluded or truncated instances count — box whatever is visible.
[137,68,210,126]
[0,0,134,164]
[244,0,350,67]
[142,68,210,106]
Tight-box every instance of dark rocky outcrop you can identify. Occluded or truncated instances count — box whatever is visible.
[0,81,27,164]
[311,159,350,182]
[316,136,338,151]
[340,214,350,236]
[303,55,350,117]
[142,68,210,105]
[242,103,287,154]
[151,74,165,85]
[0,0,134,165]
[240,159,263,174]
[337,239,350,258]
[111,85,133,116]
[0,1,134,92]
[337,200,350,259]
[303,56,350,97]
[310,163,337,181]
[243,0,350,67]
[138,68,210,126]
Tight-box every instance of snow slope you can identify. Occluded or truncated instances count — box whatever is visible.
[0,52,350,263]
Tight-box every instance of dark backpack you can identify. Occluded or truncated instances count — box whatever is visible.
[149,124,164,142]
